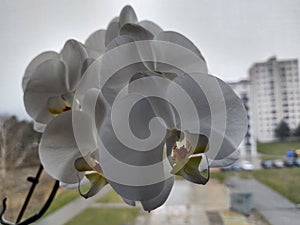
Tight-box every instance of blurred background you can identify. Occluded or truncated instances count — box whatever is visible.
[0,0,299,225]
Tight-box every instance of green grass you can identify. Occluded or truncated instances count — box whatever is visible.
[257,141,300,159]
[256,141,300,203]
[64,208,140,225]
[253,168,300,204]
[211,171,253,182]
[23,187,83,219]
[97,190,123,203]
[210,171,229,182]
[42,188,82,217]
[212,167,300,205]
[41,185,89,218]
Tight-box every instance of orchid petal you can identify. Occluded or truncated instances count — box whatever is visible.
[210,148,240,168]
[22,51,59,91]
[154,31,206,62]
[99,97,171,201]
[23,59,68,124]
[82,88,108,133]
[100,38,148,105]
[39,111,83,184]
[105,18,120,46]
[74,152,102,173]
[119,5,138,27]
[81,58,95,75]
[128,44,204,81]
[175,155,209,185]
[74,157,94,172]
[39,111,97,184]
[172,133,209,184]
[185,132,209,154]
[108,178,171,202]
[139,20,163,36]
[209,78,247,165]
[33,121,46,133]
[60,39,88,91]
[128,71,176,129]
[85,29,106,56]
[84,48,102,59]
[141,176,174,211]
[122,197,136,206]
[120,24,154,41]
[114,31,154,71]
[80,173,108,199]
[60,176,89,189]
[100,97,165,166]
[106,35,135,52]
[167,73,247,166]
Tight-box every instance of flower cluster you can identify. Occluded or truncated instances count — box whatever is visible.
[22,5,247,211]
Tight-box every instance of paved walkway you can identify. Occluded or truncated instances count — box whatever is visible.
[135,180,249,225]
[226,177,300,225]
[35,185,111,225]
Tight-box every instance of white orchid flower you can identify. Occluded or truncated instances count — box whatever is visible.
[94,73,246,210]
[22,5,248,212]
[85,5,163,58]
[23,39,92,132]
[38,86,175,210]
[63,24,246,210]
[38,89,108,198]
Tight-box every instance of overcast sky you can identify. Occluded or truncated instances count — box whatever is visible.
[1,0,299,119]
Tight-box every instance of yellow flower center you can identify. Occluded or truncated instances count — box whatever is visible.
[48,93,73,114]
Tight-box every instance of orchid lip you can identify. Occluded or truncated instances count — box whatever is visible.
[47,94,74,114]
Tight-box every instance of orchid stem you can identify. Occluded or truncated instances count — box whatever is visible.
[0,164,60,225]
[16,165,43,223]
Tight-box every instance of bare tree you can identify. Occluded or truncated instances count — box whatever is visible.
[0,116,39,178]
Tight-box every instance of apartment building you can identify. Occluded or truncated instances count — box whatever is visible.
[249,57,300,142]
[230,80,257,158]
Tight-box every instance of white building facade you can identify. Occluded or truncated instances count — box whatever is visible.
[249,57,300,142]
[229,80,257,158]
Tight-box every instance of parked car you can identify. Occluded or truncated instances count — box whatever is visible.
[241,160,254,171]
[294,158,300,167]
[272,159,284,168]
[261,160,272,169]
[231,163,242,171]
[221,165,232,172]
[284,159,294,167]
